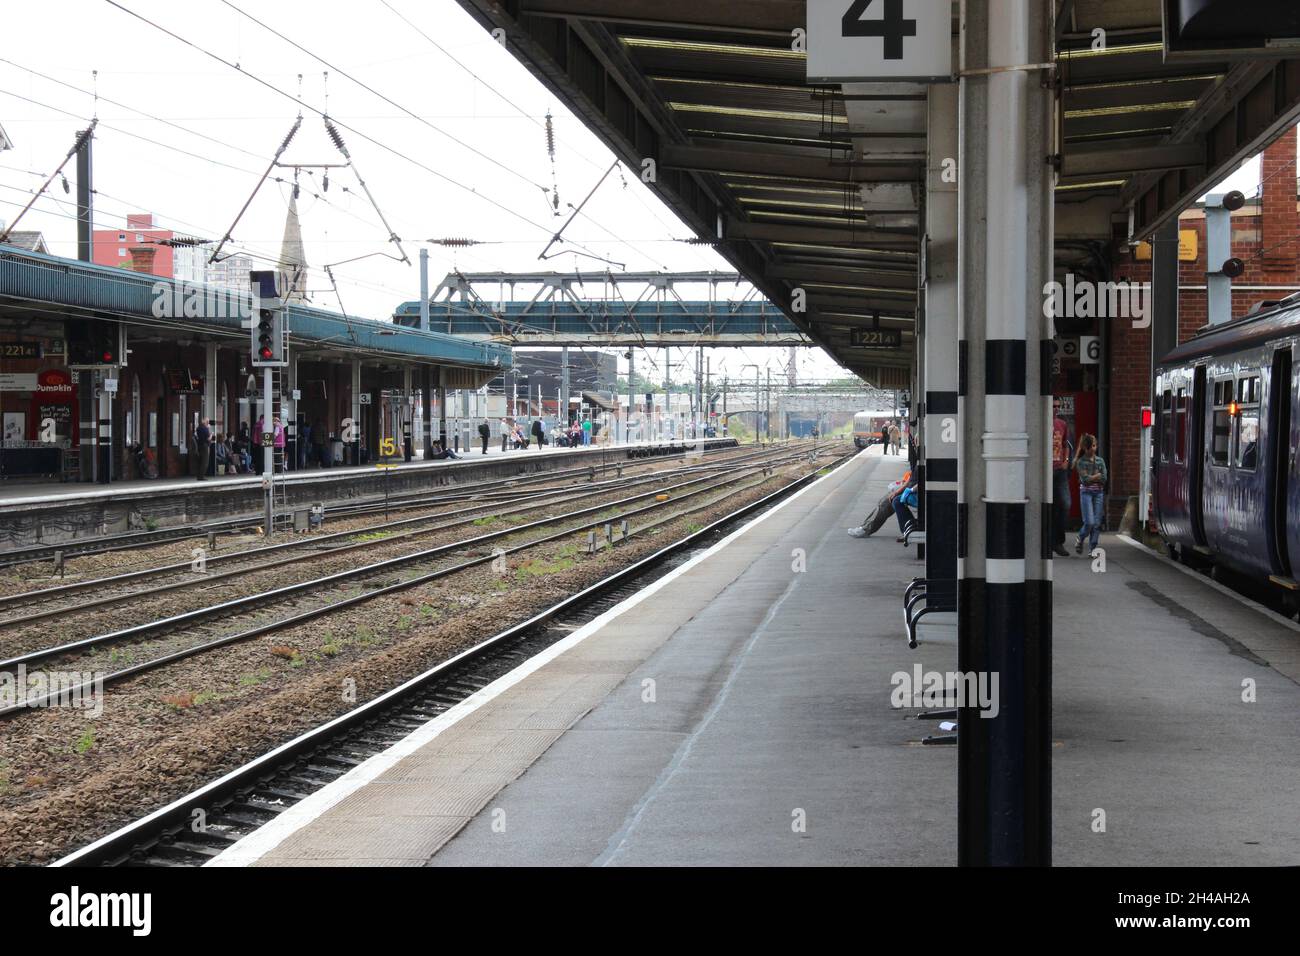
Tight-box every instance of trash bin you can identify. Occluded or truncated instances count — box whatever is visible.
[330,437,344,465]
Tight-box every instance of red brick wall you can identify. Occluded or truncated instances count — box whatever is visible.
[1107,128,1300,523]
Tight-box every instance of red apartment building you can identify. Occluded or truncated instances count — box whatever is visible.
[91,213,175,278]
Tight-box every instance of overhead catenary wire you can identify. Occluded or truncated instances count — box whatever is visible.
[100,0,617,263]
[218,0,552,201]
[373,0,718,270]
[0,121,96,245]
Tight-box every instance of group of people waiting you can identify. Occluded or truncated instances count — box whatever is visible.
[1052,398,1109,557]
[878,421,905,456]
[846,400,1109,552]
[190,419,259,480]
[499,417,594,451]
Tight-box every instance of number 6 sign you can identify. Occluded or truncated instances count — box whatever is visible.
[807,0,952,82]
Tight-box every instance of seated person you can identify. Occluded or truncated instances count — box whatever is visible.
[429,440,460,460]
[892,482,919,542]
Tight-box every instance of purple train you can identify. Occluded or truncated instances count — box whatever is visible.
[1153,296,1300,614]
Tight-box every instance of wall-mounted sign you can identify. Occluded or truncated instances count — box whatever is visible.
[36,368,74,393]
[1134,229,1197,262]
[850,328,903,349]
[1,342,42,359]
[1079,335,1100,364]
[359,393,372,405]
[0,372,38,392]
[165,368,202,393]
[807,0,953,82]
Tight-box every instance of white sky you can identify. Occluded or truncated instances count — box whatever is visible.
[0,1,1284,388]
[0,0,858,387]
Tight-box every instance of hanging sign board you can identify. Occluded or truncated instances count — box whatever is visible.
[807,0,953,82]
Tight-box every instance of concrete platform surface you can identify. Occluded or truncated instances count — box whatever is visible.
[210,449,1300,867]
[0,438,658,507]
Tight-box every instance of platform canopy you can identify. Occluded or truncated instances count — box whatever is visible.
[0,245,512,379]
[453,0,1300,385]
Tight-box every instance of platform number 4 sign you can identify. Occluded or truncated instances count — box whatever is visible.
[841,0,916,59]
[807,0,952,82]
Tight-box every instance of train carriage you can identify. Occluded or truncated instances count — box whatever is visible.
[1153,296,1299,608]
[852,411,893,450]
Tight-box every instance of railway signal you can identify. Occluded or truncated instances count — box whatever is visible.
[66,319,125,367]
[248,270,287,367]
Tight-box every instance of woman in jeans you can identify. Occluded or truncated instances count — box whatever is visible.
[1074,433,1108,554]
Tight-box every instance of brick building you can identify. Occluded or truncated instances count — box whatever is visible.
[1104,126,1300,525]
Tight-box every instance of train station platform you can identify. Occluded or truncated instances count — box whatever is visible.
[210,449,1300,867]
[0,438,739,550]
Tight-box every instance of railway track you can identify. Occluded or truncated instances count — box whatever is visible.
[0,439,746,570]
[0,444,792,623]
[1,444,841,713]
[50,447,854,866]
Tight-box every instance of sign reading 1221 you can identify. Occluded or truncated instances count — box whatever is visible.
[806,0,953,83]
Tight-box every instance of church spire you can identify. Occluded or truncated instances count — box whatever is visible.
[279,192,308,302]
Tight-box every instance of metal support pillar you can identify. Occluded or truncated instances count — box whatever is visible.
[461,385,470,453]
[560,346,571,426]
[419,248,431,332]
[437,369,448,451]
[765,368,771,442]
[97,383,111,485]
[350,357,362,466]
[925,82,960,614]
[285,353,298,471]
[957,0,1053,866]
[403,366,413,461]
[1206,195,1233,326]
[76,126,95,483]
[627,348,635,443]
[421,367,434,460]
[262,366,273,535]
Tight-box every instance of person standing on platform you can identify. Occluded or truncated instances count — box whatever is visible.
[1051,397,1074,558]
[478,419,490,455]
[194,418,211,481]
[1074,433,1107,555]
[311,419,327,468]
[298,419,311,469]
[582,417,592,446]
[272,416,286,471]
[531,417,544,449]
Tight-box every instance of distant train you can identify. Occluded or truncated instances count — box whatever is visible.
[1153,295,1300,613]
[852,411,894,450]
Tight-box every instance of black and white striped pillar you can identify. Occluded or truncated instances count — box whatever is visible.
[924,83,959,614]
[957,0,1054,867]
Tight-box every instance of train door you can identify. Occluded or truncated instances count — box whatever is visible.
[1190,365,1207,546]
[1271,347,1295,579]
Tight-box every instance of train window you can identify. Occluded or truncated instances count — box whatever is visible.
[1175,388,1187,463]
[1237,410,1260,471]
[1160,389,1173,462]
[1211,410,1231,465]
[1234,374,1261,471]
[1211,378,1231,466]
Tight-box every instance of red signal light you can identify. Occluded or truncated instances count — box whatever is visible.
[259,346,273,360]
[102,351,114,363]
[1140,406,1153,428]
